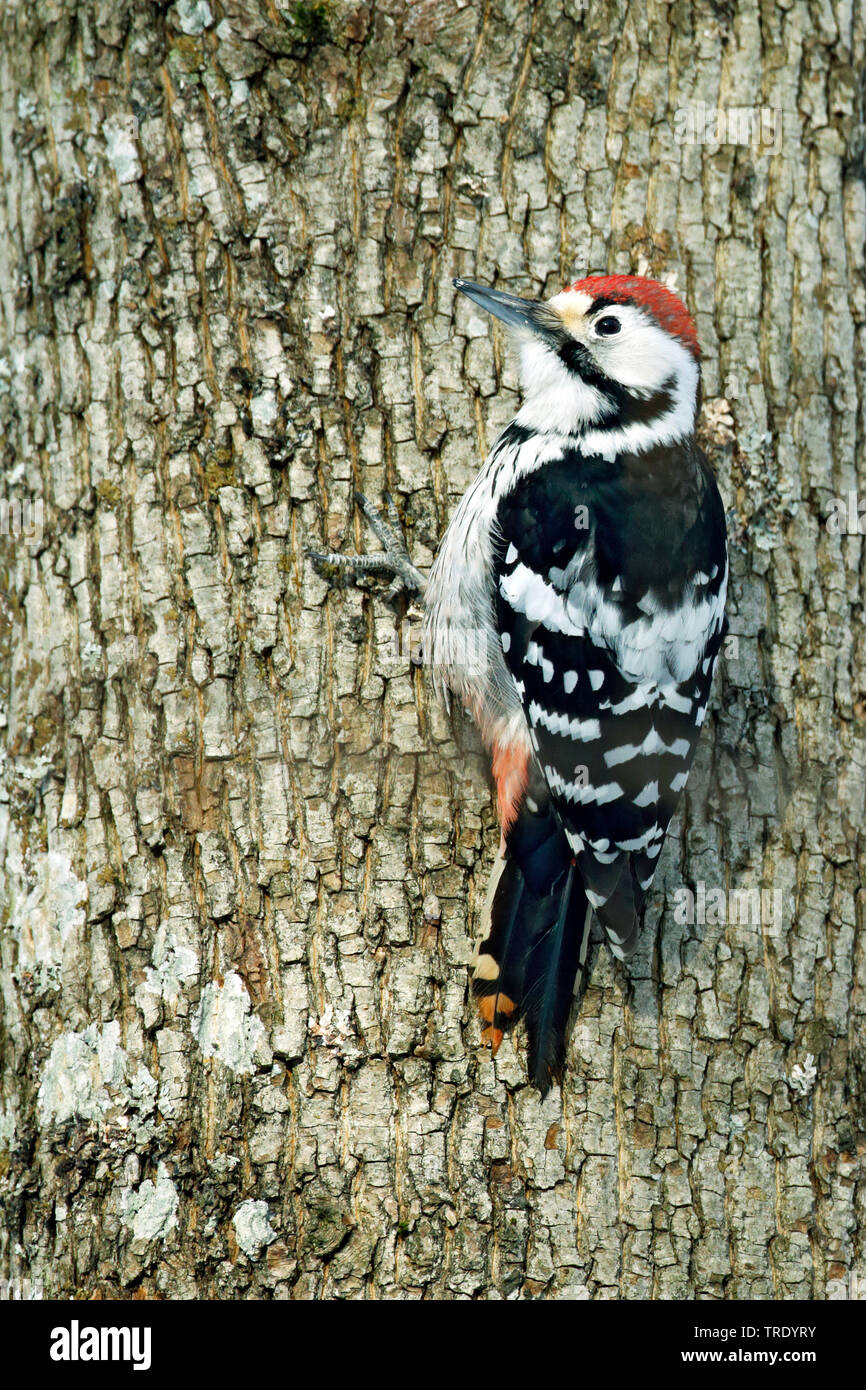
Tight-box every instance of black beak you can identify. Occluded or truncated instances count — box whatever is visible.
[453,279,565,348]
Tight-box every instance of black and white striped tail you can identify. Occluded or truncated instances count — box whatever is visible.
[472,781,592,1095]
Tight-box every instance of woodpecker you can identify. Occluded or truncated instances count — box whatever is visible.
[312,273,727,1094]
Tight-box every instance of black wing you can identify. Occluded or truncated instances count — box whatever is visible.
[493,438,727,957]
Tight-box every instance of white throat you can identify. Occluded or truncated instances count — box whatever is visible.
[514,338,608,435]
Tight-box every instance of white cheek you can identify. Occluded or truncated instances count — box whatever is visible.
[595,321,688,391]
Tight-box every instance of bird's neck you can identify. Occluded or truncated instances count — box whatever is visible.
[514,340,700,457]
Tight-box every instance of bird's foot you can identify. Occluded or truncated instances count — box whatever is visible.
[308,491,427,604]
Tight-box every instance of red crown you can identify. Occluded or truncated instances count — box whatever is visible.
[567,274,700,358]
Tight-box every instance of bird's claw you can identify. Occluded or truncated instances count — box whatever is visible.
[307,492,427,600]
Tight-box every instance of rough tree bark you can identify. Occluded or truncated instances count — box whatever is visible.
[0,0,864,1300]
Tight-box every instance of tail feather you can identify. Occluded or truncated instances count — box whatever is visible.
[522,861,585,1092]
[473,853,528,1050]
[472,789,591,1093]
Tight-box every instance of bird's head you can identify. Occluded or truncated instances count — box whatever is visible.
[453,274,701,447]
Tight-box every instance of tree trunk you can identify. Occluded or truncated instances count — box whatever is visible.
[0,0,863,1300]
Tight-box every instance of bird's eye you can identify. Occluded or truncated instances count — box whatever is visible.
[595,315,621,336]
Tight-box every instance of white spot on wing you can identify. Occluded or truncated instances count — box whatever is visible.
[500,563,586,636]
[660,687,692,714]
[633,780,659,808]
[544,766,623,805]
[529,701,601,742]
[618,825,662,852]
[603,686,654,715]
[525,640,554,684]
[604,730,691,766]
